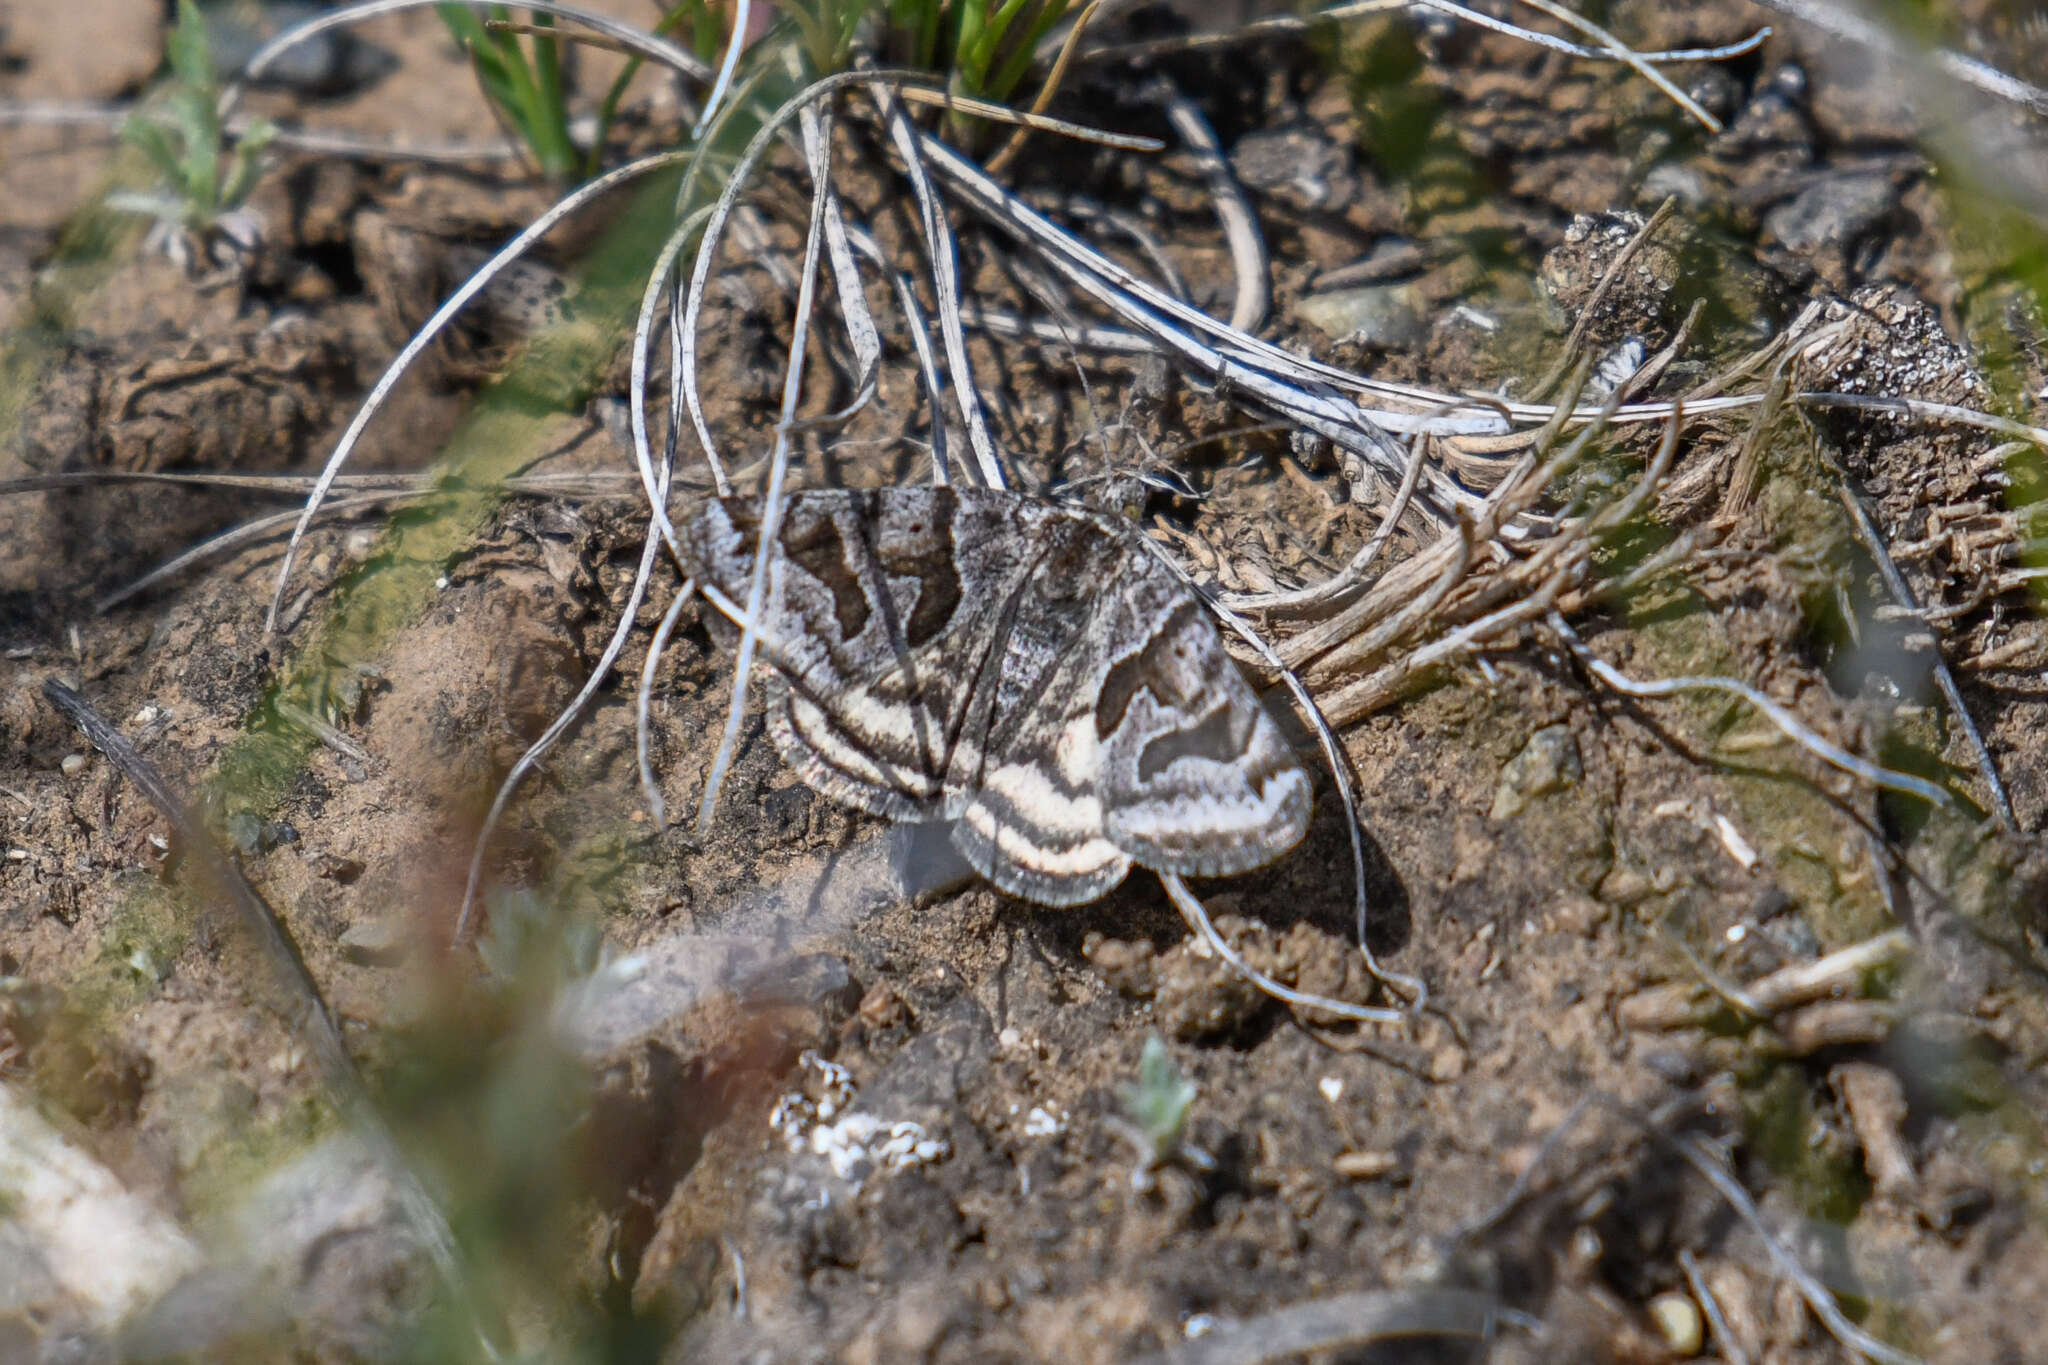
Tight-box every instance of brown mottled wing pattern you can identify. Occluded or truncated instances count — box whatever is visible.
[680,488,1311,906]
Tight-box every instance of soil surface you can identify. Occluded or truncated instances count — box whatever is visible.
[6,4,2048,1364]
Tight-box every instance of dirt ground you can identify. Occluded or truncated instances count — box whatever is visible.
[6,2,2048,1363]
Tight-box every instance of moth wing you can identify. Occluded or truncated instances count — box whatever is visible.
[681,489,1008,824]
[1092,567,1312,878]
[942,505,1137,905]
[948,684,1135,907]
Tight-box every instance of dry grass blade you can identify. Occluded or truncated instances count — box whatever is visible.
[1796,391,2048,449]
[874,84,1009,489]
[0,98,533,162]
[696,0,752,134]
[263,146,696,633]
[1292,513,1475,683]
[636,578,697,831]
[1221,418,1436,619]
[218,0,711,130]
[1549,614,1954,808]
[100,494,394,613]
[1833,482,2014,828]
[1455,1090,1923,1365]
[1506,0,1721,129]
[632,206,721,533]
[456,509,671,943]
[1275,361,1602,678]
[1196,589,1428,1012]
[1526,198,1677,402]
[1160,873,1405,1025]
[39,683,481,1344]
[918,135,1466,514]
[1666,1133,1923,1365]
[1076,0,1770,68]
[987,0,1104,175]
[838,221,954,483]
[1141,521,1427,1012]
[890,87,1163,152]
[818,161,883,420]
[275,699,374,766]
[1154,79,1268,334]
[1679,1247,1752,1365]
[1749,0,2048,119]
[696,94,841,835]
[677,70,932,482]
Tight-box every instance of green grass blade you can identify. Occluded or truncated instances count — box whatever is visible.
[526,12,577,179]
[987,0,1071,100]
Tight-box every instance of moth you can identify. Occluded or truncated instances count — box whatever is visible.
[679,487,1312,906]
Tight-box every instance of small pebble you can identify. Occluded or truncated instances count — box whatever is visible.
[1491,725,1582,819]
[60,753,86,778]
[339,916,409,967]
[1333,1150,1399,1180]
[1649,1291,1704,1356]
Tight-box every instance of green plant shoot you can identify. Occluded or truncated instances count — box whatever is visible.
[115,0,275,242]
[437,3,580,183]
[1120,1035,1198,1169]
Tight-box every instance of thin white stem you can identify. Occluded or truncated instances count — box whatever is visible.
[1668,1134,1923,1365]
[636,578,696,830]
[263,147,695,633]
[1161,872,1405,1026]
[696,0,752,135]
[680,68,927,481]
[454,509,668,943]
[695,95,839,834]
[1155,81,1268,334]
[219,0,712,127]
[1551,614,1954,808]
[875,86,1008,489]
[1504,0,1720,130]
[630,206,716,561]
[1197,587,1428,1012]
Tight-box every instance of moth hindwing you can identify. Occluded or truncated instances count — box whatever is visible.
[680,487,1311,906]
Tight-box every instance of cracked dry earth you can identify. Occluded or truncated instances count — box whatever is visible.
[7,2,2048,1363]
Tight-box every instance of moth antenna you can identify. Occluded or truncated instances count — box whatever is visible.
[1159,872,1404,1027]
